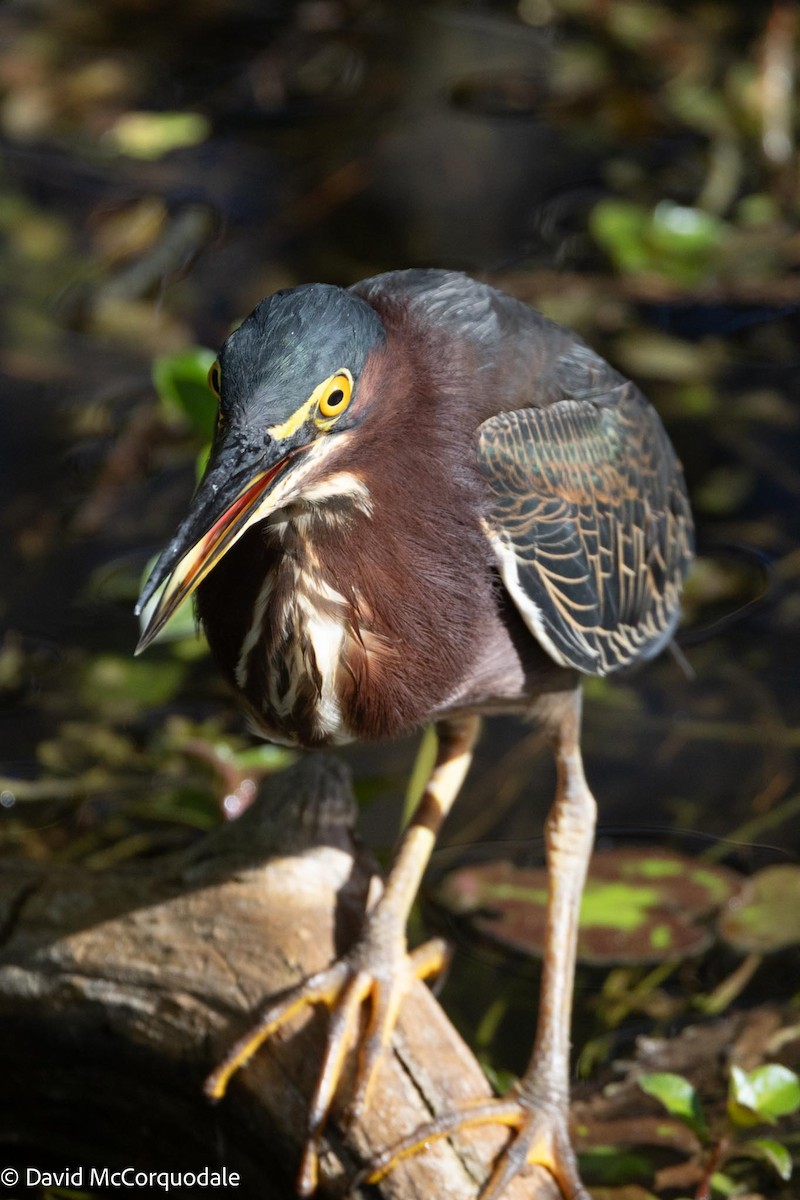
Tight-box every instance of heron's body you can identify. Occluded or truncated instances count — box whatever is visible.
[137,269,693,1200]
[196,271,689,749]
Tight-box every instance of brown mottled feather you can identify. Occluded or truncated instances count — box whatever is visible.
[477,381,693,674]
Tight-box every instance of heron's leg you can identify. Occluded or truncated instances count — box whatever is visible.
[205,713,481,1196]
[513,688,596,1169]
[364,689,594,1200]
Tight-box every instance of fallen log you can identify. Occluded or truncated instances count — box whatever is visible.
[0,756,558,1200]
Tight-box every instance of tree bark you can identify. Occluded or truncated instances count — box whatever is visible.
[0,757,558,1200]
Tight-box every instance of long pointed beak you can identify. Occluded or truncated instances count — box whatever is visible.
[135,438,298,654]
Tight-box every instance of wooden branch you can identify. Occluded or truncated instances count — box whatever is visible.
[0,757,558,1200]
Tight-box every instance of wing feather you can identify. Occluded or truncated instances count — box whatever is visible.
[477,365,694,675]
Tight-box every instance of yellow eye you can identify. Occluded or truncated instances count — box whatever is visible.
[318,371,352,419]
[207,360,222,399]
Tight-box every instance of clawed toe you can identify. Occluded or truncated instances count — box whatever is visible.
[362,1093,588,1200]
[204,935,451,1195]
[204,958,351,1103]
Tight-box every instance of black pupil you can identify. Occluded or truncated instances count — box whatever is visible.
[327,389,344,408]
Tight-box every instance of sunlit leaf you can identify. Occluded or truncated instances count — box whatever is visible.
[708,1171,740,1196]
[478,1055,516,1096]
[648,201,724,258]
[106,111,210,160]
[233,745,295,771]
[590,199,650,274]
[728,1136,793,1181]
[728,1064,800,1126]
[614,330,725,383]
[403,724,438,827]
[152,347,217,440]
[638,1072,708,1139]
[694,464,754,516]
[195,441,212,482]
[590,196,728,285]
[674,383,717,417]
[736,192,779,228]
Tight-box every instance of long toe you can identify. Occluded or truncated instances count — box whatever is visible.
[477,1100,589,1200]
[206,931,451,1196]
[363,1094,589,1200]
[204,958,352,1102]
[347,936,450,1123]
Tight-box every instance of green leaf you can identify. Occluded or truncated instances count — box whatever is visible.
[576,1144,654,1186]
[648,201,724,258]
[79,654,186,719]
[152,347,217,440]
[708,1171,739,1197]
[402,724,438,826]
[590,197,726,285]
[638,1072,708,1139]
[729,1137,793,1181]
[106,110,210,160]
[195,441,212,482]
[232,744,295,771]
[590,199,650,275]
[477,1055,516,1097]
[728,1064,800,1126]
[736,192,779,228]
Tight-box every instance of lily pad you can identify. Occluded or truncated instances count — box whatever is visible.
[435,848,741,965]
[717,864,800,953]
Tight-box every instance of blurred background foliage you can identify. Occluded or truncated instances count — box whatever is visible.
[0,0,799,1194]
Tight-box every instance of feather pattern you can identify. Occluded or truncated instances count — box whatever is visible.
[185,269,694,748]
[477,363,693,675]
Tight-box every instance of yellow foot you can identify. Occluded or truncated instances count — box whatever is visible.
[204,932,450,1196]
[363,1091,590,1200]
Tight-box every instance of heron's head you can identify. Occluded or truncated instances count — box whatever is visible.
[135,284,386,651]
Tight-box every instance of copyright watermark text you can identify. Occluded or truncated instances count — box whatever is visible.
[1,1166,241,1190]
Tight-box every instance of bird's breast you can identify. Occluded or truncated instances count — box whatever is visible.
[233,550,356,748]
[199,496,505,748]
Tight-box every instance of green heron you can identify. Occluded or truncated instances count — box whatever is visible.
[136,270,693,1199]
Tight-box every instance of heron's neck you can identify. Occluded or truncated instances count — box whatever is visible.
[198,466,493,746]
[222,507,357,747]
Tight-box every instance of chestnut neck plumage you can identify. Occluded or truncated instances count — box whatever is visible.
[195,325,501,748]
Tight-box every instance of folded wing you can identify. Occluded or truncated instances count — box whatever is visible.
[478,357,694,675]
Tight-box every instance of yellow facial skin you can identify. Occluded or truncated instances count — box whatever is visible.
[267,370,354,440]
[137,368,356,653]
[208,360,353,439]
